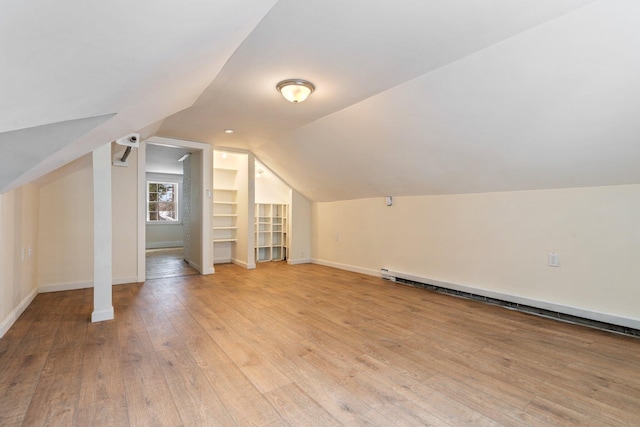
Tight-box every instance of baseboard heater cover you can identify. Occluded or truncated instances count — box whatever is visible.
[382,269,640,338]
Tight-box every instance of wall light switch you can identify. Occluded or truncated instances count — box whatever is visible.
[548,252,559,267]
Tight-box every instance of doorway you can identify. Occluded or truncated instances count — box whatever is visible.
[137,137,213,282]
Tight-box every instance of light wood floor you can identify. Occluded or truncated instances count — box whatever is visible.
[145,248,198,280]
[1,263,639,426]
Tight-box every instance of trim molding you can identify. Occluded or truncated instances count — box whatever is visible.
[39,280,92,293]
[311,258,379,277]
[188,260,202,273]
[232,258,256,270]
[113,277,138,285]
[0,287,38,339]
[146,241,183,249]
[91,307,114,323]
[39,277,140,294]
[288,258,312,265]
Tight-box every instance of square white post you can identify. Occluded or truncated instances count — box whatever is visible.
[92,143,114,322]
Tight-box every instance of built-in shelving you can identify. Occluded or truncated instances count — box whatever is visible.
[255,203,287,262]
[213,168,238,245]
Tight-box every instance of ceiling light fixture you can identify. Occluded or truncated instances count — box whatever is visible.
[276,79,315,103]
[224,129,234,134]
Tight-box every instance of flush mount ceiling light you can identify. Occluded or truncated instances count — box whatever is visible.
[276,79,315,103]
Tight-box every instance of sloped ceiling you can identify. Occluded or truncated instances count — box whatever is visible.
[4,0,640,202]
[0,0,278,193]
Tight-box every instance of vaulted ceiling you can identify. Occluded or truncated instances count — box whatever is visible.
[3,0,639,201]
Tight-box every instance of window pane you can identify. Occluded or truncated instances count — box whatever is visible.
[149,193,158,201]
[149,212,158,221]
[149,183,157,192]
[159,211,176,221]
[149,202,158,212]
[159,192,174,202]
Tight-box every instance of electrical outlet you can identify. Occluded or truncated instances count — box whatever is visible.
[548,252,559,267]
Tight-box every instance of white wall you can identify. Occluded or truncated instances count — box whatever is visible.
[312,184,640,327]
[288,189,311,264]
[0,183,40,337]
[188,151,203,270]
[255,161,290,204]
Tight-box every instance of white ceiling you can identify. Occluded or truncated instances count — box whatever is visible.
[146,144,191,176]
[3,0,640,202]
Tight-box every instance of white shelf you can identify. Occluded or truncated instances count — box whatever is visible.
[213,238,237,243]
[213,226,238,230]
[254,203,288,262]
[214,201,237,205]
[213,214,238,217]
[213,188,237,192]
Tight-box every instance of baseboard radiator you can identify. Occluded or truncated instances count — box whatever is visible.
[381,269,640,338]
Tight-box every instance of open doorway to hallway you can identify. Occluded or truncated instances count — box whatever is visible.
[144,143,196,280]
[145,247,198,280]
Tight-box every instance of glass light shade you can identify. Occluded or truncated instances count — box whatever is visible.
[277,79,315,103]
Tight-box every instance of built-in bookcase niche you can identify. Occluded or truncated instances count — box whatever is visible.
[254,160,290,264]
[255,203,288,262]
[213,151,245,265]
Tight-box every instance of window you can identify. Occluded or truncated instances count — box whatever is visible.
[147,182,179,222]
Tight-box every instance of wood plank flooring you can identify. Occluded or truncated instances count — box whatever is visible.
[1,262,640,426]
[145,248,198,280]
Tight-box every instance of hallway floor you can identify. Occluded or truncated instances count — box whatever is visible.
[145,248,198,280]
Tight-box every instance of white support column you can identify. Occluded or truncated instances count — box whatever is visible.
[92,143,114,322]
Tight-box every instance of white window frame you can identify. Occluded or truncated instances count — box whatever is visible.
[147,181,179,223]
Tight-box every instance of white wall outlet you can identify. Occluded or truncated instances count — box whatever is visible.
[334,233,340,241]
[548,252,559,267]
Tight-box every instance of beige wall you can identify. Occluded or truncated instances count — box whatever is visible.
[38,156,94,287]
[312,184,640,324]
[38,146,140,290]
[288,189,311,264]
[0,183,40,336]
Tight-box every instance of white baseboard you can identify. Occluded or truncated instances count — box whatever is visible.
[39,280,93,293]
[213,257,231,265]
[187,260,202,273]
[385,269,640,331]
[114,277,139,285]
[0,287,38,339]
[146,241,183,249]
[311,258,380,277]
[91,307,114,322]
[39,277,140,293]
[232,258,256,270]
[288,258,312,265]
